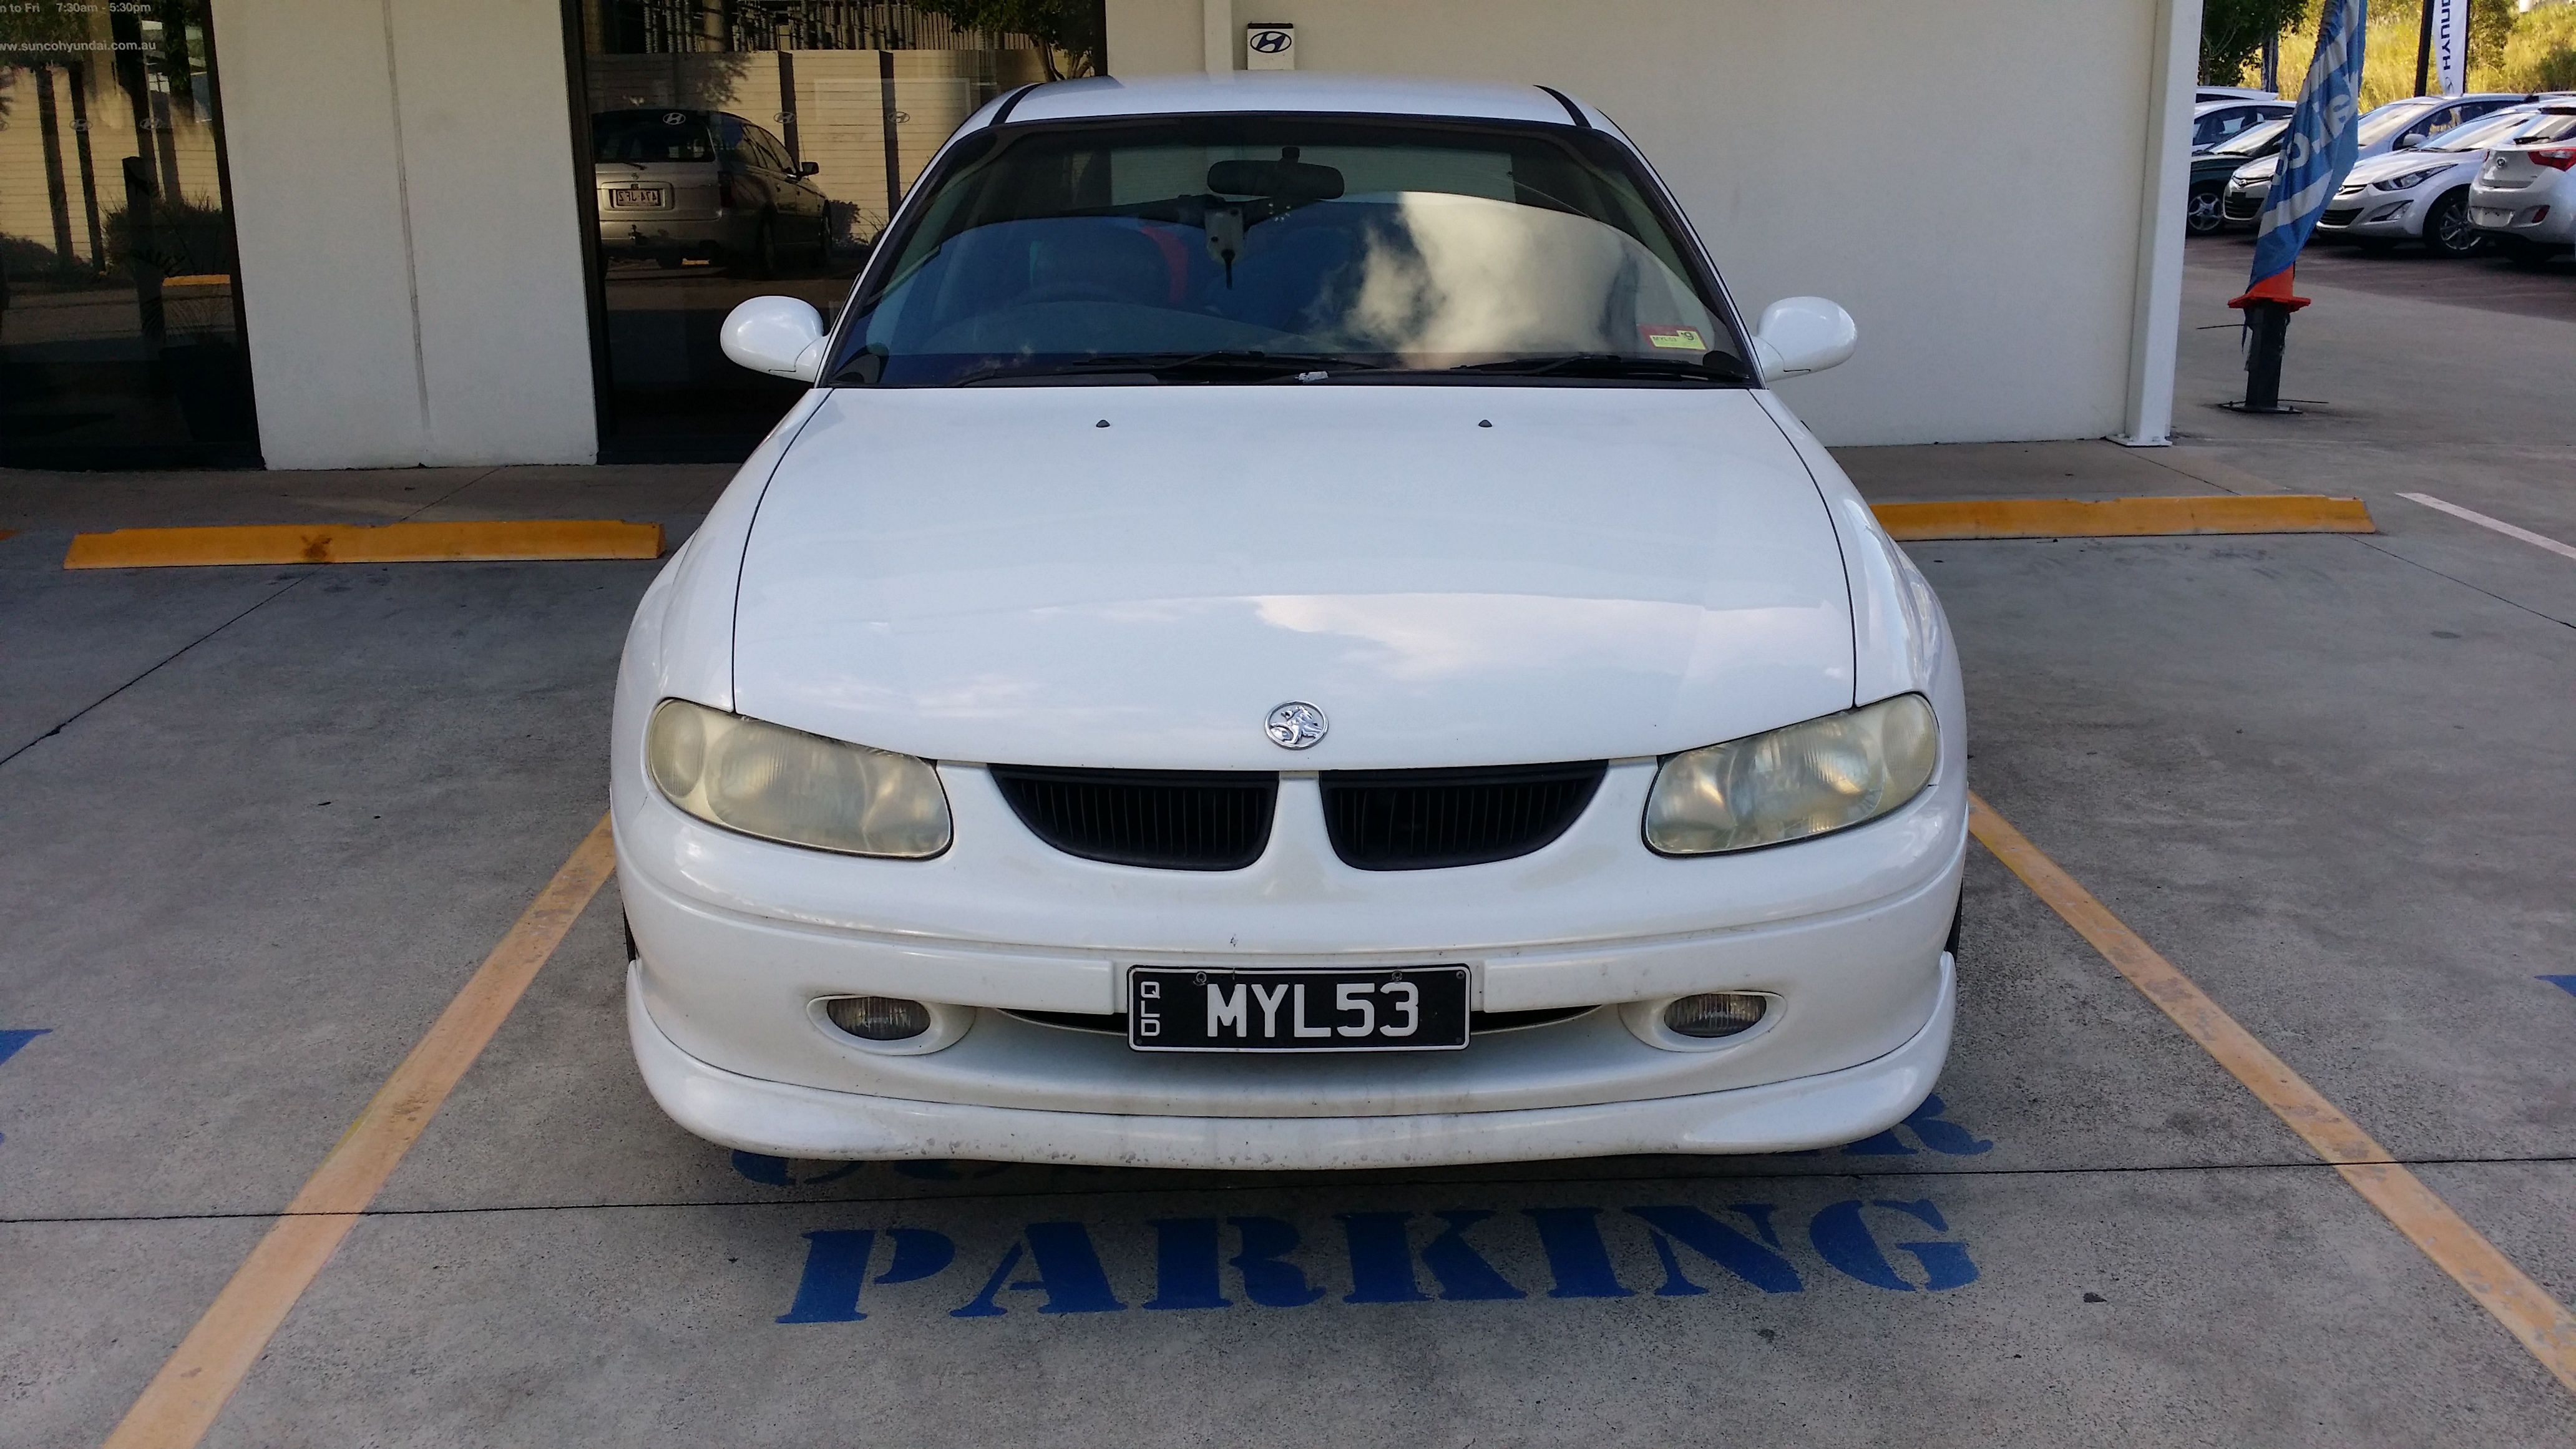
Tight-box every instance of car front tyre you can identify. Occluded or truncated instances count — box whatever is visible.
[2425,189,2482,258]
[2186,184,2227,235]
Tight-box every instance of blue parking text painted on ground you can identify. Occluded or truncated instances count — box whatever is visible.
[2540,975,2576,1001]
[0,1028,51,1148]
[769,1198,1980,1323]
[0,1028,50,1069]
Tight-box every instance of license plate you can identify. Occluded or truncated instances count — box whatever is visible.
[2472,207,2512,226]
[1127,966,1470,1052]
[607,187,666,209]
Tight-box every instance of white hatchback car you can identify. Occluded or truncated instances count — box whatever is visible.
[2470,105,2576,261]
[614,73,1965,1171]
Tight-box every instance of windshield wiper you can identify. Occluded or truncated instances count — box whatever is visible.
[951,351,1381,386]
[1445,353,1745,383]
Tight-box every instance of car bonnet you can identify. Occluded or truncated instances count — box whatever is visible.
[728,384,1858,771]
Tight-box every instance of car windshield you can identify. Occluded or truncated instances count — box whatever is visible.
[2212,117,2290,155]
[2356,101,2443,149]
[595,110,715,163]
[2424,109,2542,151]
[829,115,1749,386]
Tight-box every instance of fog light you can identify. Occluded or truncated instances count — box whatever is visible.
[824,995,930,1041]
[1663,992,1767,1038]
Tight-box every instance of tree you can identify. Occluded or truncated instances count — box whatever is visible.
[908,0,1103,81]
[2202,0,2313,85]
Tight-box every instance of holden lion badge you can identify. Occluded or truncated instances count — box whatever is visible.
[1266,701,1328,750]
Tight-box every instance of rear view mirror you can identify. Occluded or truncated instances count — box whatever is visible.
[721,296,827,381]
[1207,157,1345,201]
[1752,296,1858,382]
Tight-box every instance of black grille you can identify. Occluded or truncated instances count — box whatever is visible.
[1321,761,1606,871]
[2321,206,2363,227]
[2224,192,2263,220]
[990,766,1276,871]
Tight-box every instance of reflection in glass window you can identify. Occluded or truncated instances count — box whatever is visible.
[577,1,1102,458]
[1,0,255,465]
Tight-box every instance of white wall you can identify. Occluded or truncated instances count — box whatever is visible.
[1110,0,2180,447]
[211,0,596,467]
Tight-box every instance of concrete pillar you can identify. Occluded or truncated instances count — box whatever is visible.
[208,0,597,468]
[1203,0,1235,72]
[2115,0,2204,446]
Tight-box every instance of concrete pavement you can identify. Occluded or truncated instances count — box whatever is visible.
[2,246,2573,1445]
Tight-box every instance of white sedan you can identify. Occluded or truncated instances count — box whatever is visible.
[2317,104,2561,255]
[2223,92,2531,227]
[613,72,1965,1171]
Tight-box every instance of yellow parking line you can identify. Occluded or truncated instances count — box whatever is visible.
[1873,494,2374,540]
[102,816,617,1449]
[1969,793,2576,1396]
[63,520,663,570]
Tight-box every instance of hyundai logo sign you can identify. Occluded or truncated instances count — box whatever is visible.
[1244,22,1295,70]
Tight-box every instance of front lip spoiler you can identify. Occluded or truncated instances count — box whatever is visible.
[625,954,1956,1170]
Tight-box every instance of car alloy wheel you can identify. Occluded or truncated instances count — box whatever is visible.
[2186,185,2226,235]
[2426,190,2482,258]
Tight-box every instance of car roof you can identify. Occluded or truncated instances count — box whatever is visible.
[2368,91,2530,112]
[992,72,1599,131]
[2193,98,2289,114]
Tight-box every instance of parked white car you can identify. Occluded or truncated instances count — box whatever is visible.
[2471,105,2576,261]
[2223,92,2530,225]
[2317,104,2564,255]
[2190,97,2293,153]
[616,73,1964,1171]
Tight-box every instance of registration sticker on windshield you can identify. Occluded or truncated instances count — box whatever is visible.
[1640,325,1706,351]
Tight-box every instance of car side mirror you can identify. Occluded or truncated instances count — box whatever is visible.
[1752,296,1858,383]
[798,160,821,177]
[2398,132,2425,149]
[721,296,827,381]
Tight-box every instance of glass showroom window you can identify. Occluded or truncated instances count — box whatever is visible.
[575,0,1103,459]
[0,0,254,466]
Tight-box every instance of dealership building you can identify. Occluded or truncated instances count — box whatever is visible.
[0,0,2199,470]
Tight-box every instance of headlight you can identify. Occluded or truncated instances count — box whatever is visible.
[2374,168,2442,191]
[645,698,951,857]
[1644,695,1938,855]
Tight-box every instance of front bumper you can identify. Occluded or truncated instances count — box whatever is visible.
[597,215,752,255]
[620,757,1964,1124]
[628,953,1956,1168]
[2317,191,2426,238]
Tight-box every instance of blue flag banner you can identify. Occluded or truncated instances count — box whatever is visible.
[2245,0,2369,296]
